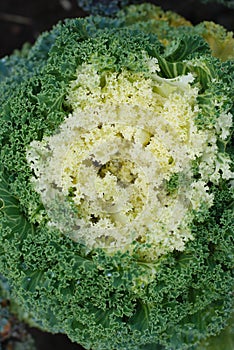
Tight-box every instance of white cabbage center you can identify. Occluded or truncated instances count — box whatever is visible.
[27,61,231,260]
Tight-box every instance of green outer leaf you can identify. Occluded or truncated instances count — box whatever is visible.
[164,35,210,62]
[77,0,141,16]
[197,313,234,350]
[0,59,9,80]
[200,0,234,9]
[128,300,150,331]
[0,171,35,240]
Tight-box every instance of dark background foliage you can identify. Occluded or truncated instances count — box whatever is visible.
[0,0,233,58]
[0,1,233,349]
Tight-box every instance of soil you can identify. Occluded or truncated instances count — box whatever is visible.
[0,1,233,350]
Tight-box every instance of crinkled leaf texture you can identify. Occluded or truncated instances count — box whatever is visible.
[0,3,233,350]
[200,0,234,8]
[77,0,141,15]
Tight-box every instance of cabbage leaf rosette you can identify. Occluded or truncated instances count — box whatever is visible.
[0,4,233,350]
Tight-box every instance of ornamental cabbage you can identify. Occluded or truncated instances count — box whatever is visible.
[0,3,233,350]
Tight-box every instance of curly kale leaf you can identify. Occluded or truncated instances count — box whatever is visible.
[200,0,234,8]
[77,0,141,15]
